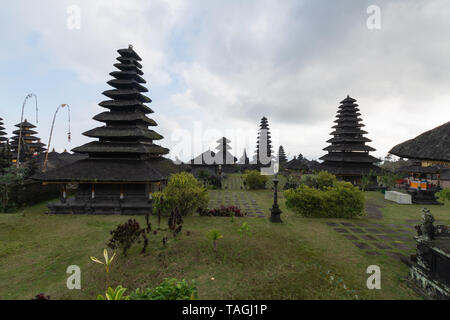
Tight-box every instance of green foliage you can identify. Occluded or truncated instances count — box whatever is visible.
[316,171,337,190]
[378,171,402,189]
[360,170,376,191]
[298,171,338,190]
[97,285,130,300]
[436,189,450,203]
[207,229,223,252]
[0,166,29,212]
[243,170,268,190]
[152,172,209,216]
[238,222,251,237]
[129,278,197,300]
[284,181,365,218]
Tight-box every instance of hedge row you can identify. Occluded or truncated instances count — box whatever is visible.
[284,181,365,218]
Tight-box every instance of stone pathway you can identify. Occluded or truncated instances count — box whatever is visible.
[327,219,447,261]
[208,190,266,218]
[365,202,383,219]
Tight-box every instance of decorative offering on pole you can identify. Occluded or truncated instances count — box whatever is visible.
[43,104,72,172]
[16,93,38,167]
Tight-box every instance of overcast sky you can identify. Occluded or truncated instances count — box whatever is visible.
[1,0,449,162]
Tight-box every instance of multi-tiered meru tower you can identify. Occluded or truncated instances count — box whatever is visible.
[33,45,178,214]
[319,95,381,185]
[10,120,46,162]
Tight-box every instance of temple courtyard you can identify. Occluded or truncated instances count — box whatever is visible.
[0,174,448,300]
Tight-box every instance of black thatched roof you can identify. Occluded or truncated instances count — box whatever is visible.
[73,45,169,159]
[33,157,178,183]
[32,46,172,184]
[320,95,381,177]
[10,120,46,160]
[389,121,450,162]
[284,155,309,171]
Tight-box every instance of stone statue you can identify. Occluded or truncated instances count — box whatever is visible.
[415,208,435,240]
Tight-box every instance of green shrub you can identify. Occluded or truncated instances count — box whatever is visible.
[284,181,365,218]
[152,172,209,216]
[436,189,450,203]
[316,171,337,190]
[129,278,197,300]
[243,170,268,189]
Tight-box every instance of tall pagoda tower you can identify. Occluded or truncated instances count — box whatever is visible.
[215,137,236,165]
[254,116,273,166]
[33,45,177,215]
[10,119,46,162]
[319,95,381,185]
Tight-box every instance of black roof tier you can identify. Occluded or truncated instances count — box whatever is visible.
[107,79,148,92]
[72,141,169,156]
[93,111,157,126]
[320,152,381,163]
[319,162,383,176]
[32,157,178,183]
[83,126,163,141]
[330,129,368,135]
[109,71,146,83]
[98,99,154,114]
[117,47,142,61]
[102,89,151,102]
[332,122,365,128]
[334,117,363,123]
[113,63,144,75]
[12,129,38,135]
[326,136,372,144]
[323,144,375,152]
[14,120,36,129]
[116,56,143,68]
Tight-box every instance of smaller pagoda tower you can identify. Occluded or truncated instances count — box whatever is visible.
[254,116,273,167]
[277,145,287,166]
[10,119,46,162]
[0,117,7,145]
[319,95,381,185]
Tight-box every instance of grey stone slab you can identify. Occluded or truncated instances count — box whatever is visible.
[365,228,384,234]
[334,228,350,233]
[378,235,393,241]
[360,235,378,241]
[373,243,392,250]
[350,228,365,233]
[389,242,412,250]
[352,242,372,250]
[341,223,355,227]
[326,222,339,227]
[344,235,359,241]
[365,251,381,256]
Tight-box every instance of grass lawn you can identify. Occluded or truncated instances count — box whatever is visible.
[0,181,448,300]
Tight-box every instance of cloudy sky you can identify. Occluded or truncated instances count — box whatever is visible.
[1,0,449,162]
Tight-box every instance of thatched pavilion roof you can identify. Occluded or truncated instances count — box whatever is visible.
[389,121,450,162]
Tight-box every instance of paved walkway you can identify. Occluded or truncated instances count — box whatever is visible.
[326,219,447,261]
[208,190,266,218]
